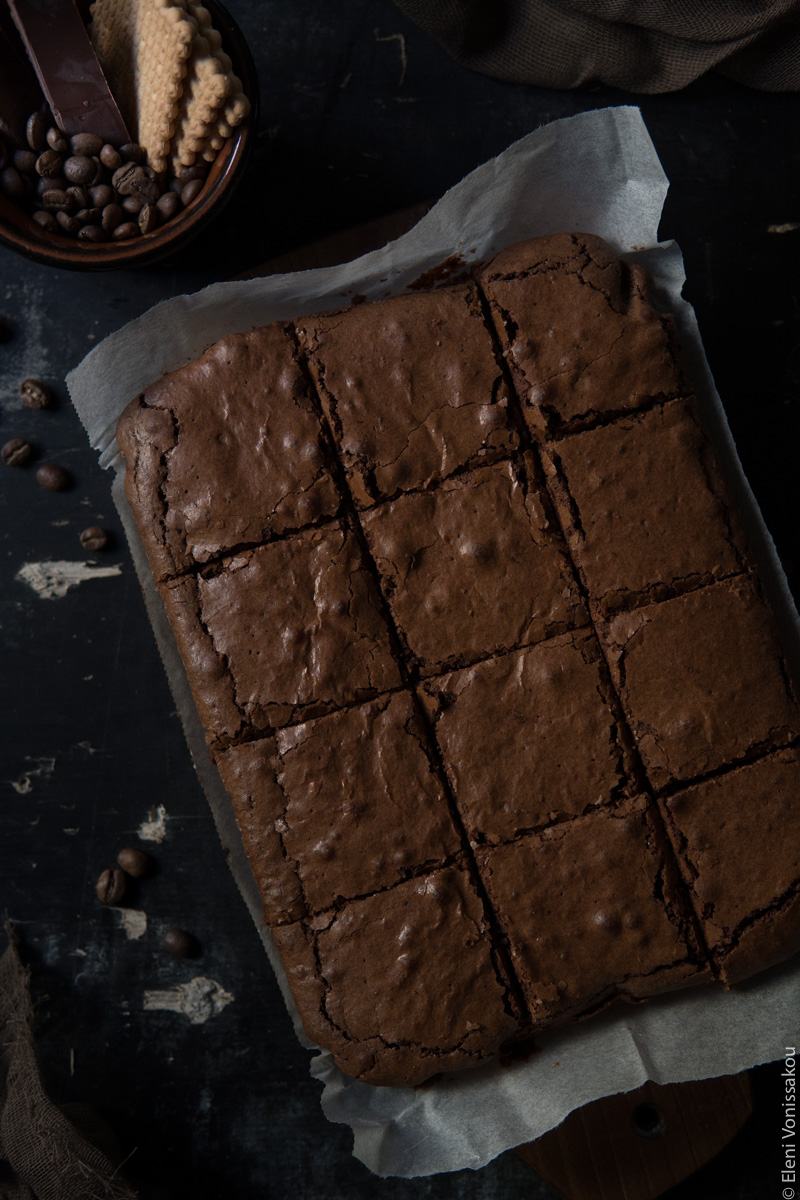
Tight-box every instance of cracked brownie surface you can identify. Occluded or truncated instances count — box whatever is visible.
[296,284,518,506]
[419,632,632,845]
[542,397,749,614]
[361,455,587,674]
[218,692,461,920]
[116,325,340,582]
[115,231,800,1087]
[662,749,800,985]
[601,575,800,790]
[479,232,685,437]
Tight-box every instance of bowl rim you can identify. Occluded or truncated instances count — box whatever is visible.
[0,0,258,271]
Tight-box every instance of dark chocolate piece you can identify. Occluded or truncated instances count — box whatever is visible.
[476,796,708,1028]
[420,632,632,845]
[478,232,685,437]
[297,284,518,507]
[116,325,340,582]
[602,575,800,790]
[542,397,749,613]
[272,864,521,1086]
[662,749,800,985]
[361,455,587,675]
[8,0,129,143]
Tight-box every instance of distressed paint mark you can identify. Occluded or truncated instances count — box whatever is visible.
[138,804,168,844]
[143,977,234,1024]
[16,560,122,600]
[767,222,800,234]
[10,756,56,795]
[116,908,147,940]
[374,29,407,87]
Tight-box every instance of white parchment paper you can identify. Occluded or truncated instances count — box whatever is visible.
[67,106,800,1178]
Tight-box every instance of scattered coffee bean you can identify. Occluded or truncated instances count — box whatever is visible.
[96,867,126,906]
[138,203,159,234]
[36,462,70,491]
[181,178,203,206]
[80,525,109,552]
[26,112,47,152]
[19,378,52,409]
[116,846,151,877]
[77,224,107,242]
[156,190,180,220]
[13,149,37,174]
[90,183,114,208]
[1,167,25,202]
[119,142,146,164]
[35,149,63,178]
[63,155,95,185]
[99,144,121,171]
[162,928,197,958]
[33,210,59,233]
[2,438,32,466]
[55,211,80,236]
[70,132,103,157]
[46,127,68,153]
[112,221,140,240]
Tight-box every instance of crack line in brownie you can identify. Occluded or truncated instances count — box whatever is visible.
[654,731,800,801]
[473,287,715,976]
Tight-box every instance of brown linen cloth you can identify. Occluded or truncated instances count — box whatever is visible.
[392,0,800,91]
[0,928,137,1200]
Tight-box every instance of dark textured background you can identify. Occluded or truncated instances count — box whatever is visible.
[1,2,799,1196]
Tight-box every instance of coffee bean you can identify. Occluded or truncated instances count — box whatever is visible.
[41,188,74,213]
[70,132,103,157]
[46,127,68,153]
[112,162,139,194]
[2,438,32,466]
[26,112,47,151]
[63,155,95,185]
[156,190,180,219]
[119,142,145,164]
[169,177,184,195]
[0,167,25,202]
[36,149,64,178]
[66,185,89,209]
[96,867,126,905]
[87,157,105,186]
[89,184,114,208]
[80,525,109,552]
[112,221,140,240]
[36,173,65,197]
[77,224,107,242]
[101,203,124,232]
[55,211,80,236]
[33,210,59,233]
[13,149,37,174]
[75,207,102,226]
[181,178,203,206]
[162,929,198,958]
[121,193,145,214]
[116,846,151,877]
[176,163,208,182]
[138,203,159,234]
[99,144,122,170]
[20,378,52,409]
[36,462,70,490]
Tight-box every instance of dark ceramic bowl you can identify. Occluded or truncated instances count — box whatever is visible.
[0,0,256,270]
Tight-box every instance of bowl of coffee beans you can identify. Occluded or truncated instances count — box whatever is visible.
[0,0,256,269]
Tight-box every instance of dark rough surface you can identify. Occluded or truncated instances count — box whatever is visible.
[1,0,798,1195]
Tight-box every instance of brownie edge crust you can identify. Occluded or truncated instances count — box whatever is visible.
[116,232,800,1087]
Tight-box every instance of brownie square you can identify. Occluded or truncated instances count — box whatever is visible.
[478,233,685,438]
[116,325,340,581]
[272,864,520,1085]
[296,284,518,507]
[662,748,800,985]
[160,523,402,748]
[361,456,587,675]
[602,575,800,790]
[419,632,631,845]
[477,796,706,1026]
[217,692,461,920]
[543,397,748,613]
